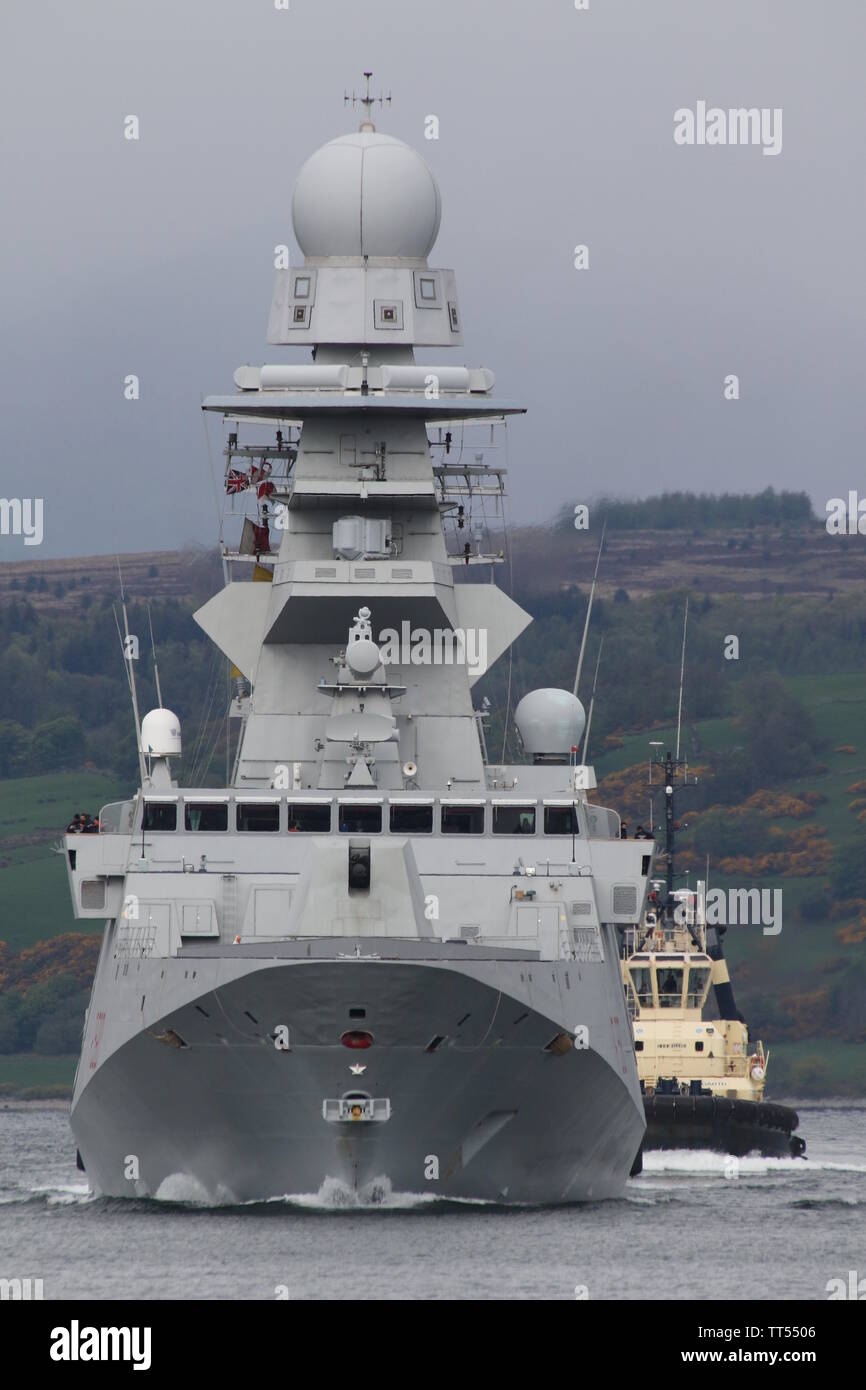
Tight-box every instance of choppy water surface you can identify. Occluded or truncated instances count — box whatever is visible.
[1,1102,862,1300]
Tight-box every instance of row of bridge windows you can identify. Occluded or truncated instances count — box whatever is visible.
[141,800,582,836]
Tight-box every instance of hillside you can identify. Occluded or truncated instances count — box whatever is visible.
[2,512,863,614]
[0,548,219,616]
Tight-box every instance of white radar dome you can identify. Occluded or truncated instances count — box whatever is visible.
[292,131,442,260]
[514,689,586,757]
[140,708,182,757]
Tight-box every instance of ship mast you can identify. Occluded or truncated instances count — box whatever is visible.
[114,559,147,786]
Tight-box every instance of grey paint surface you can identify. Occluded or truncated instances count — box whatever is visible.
[65,101,652,1202]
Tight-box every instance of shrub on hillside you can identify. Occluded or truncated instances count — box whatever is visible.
[796,884,833,920]
[691,808,772,859]
[831,842,866,902]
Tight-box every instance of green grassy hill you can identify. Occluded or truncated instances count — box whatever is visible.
[0,1053,77,1097]
[0,771,132,950]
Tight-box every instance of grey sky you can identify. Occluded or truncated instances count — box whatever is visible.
[2,0,863,557]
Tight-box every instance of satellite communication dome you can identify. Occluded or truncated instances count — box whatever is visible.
[140,708,182,757]
[291,131,442,260]
[514,689,586,757]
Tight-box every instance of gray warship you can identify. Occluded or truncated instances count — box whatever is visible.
[64,85,649,1204]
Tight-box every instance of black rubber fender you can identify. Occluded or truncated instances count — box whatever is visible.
[650,1094,677,1119]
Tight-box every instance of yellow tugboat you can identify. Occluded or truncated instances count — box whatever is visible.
[620,747,805,1159]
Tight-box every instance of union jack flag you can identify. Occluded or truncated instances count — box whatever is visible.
[225,468,248,495]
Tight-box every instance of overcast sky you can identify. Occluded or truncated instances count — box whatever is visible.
[2,0,863,557]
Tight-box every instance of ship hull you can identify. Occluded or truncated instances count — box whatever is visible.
[642,1094,806,1159]
[71,948,644,1204]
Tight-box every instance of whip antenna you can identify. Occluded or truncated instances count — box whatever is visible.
[675,595,689,760]
[573,520,606,699]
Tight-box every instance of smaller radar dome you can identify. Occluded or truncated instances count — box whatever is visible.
[514,689,586,758]
[140,708,182,757]
[346,637,382,677]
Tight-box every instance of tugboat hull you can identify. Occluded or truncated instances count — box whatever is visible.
[642,1093,806,1158]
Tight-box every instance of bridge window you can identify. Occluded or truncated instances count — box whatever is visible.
[629,966,654,1007]
[544,805,579,835]
[287,802,331,832]
[390,803,433,833]
[142,802,177,832]
[339,803,382,834]
[657,965,684,1008]
[493,804,536,835]
[441,804,484,834]
[237,802,280,832]
[185,802,228,832]
[686,966,711,1009]
[586,806,619,839]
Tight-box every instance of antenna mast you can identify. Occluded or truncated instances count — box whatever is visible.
[581,634,605,766]
[147,606,163,708]
[675,595,689,760]
[115,559,147,785]
[345,71,391,132]
[573,520,606,699]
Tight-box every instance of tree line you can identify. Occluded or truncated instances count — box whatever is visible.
[554,487,815,532]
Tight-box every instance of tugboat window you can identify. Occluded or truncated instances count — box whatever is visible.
[287,803,331,832]
[658,965,684,1008]
[237,802,280,832]
[142,802,176,832]
[185,803,228,832]
[339,804,382,834]
[390,804,433,833]
[493,805,536,835]
[544,805,579,835]
[629,966,654,1007]
[686,966,711,1008]
[441,805,484,834]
